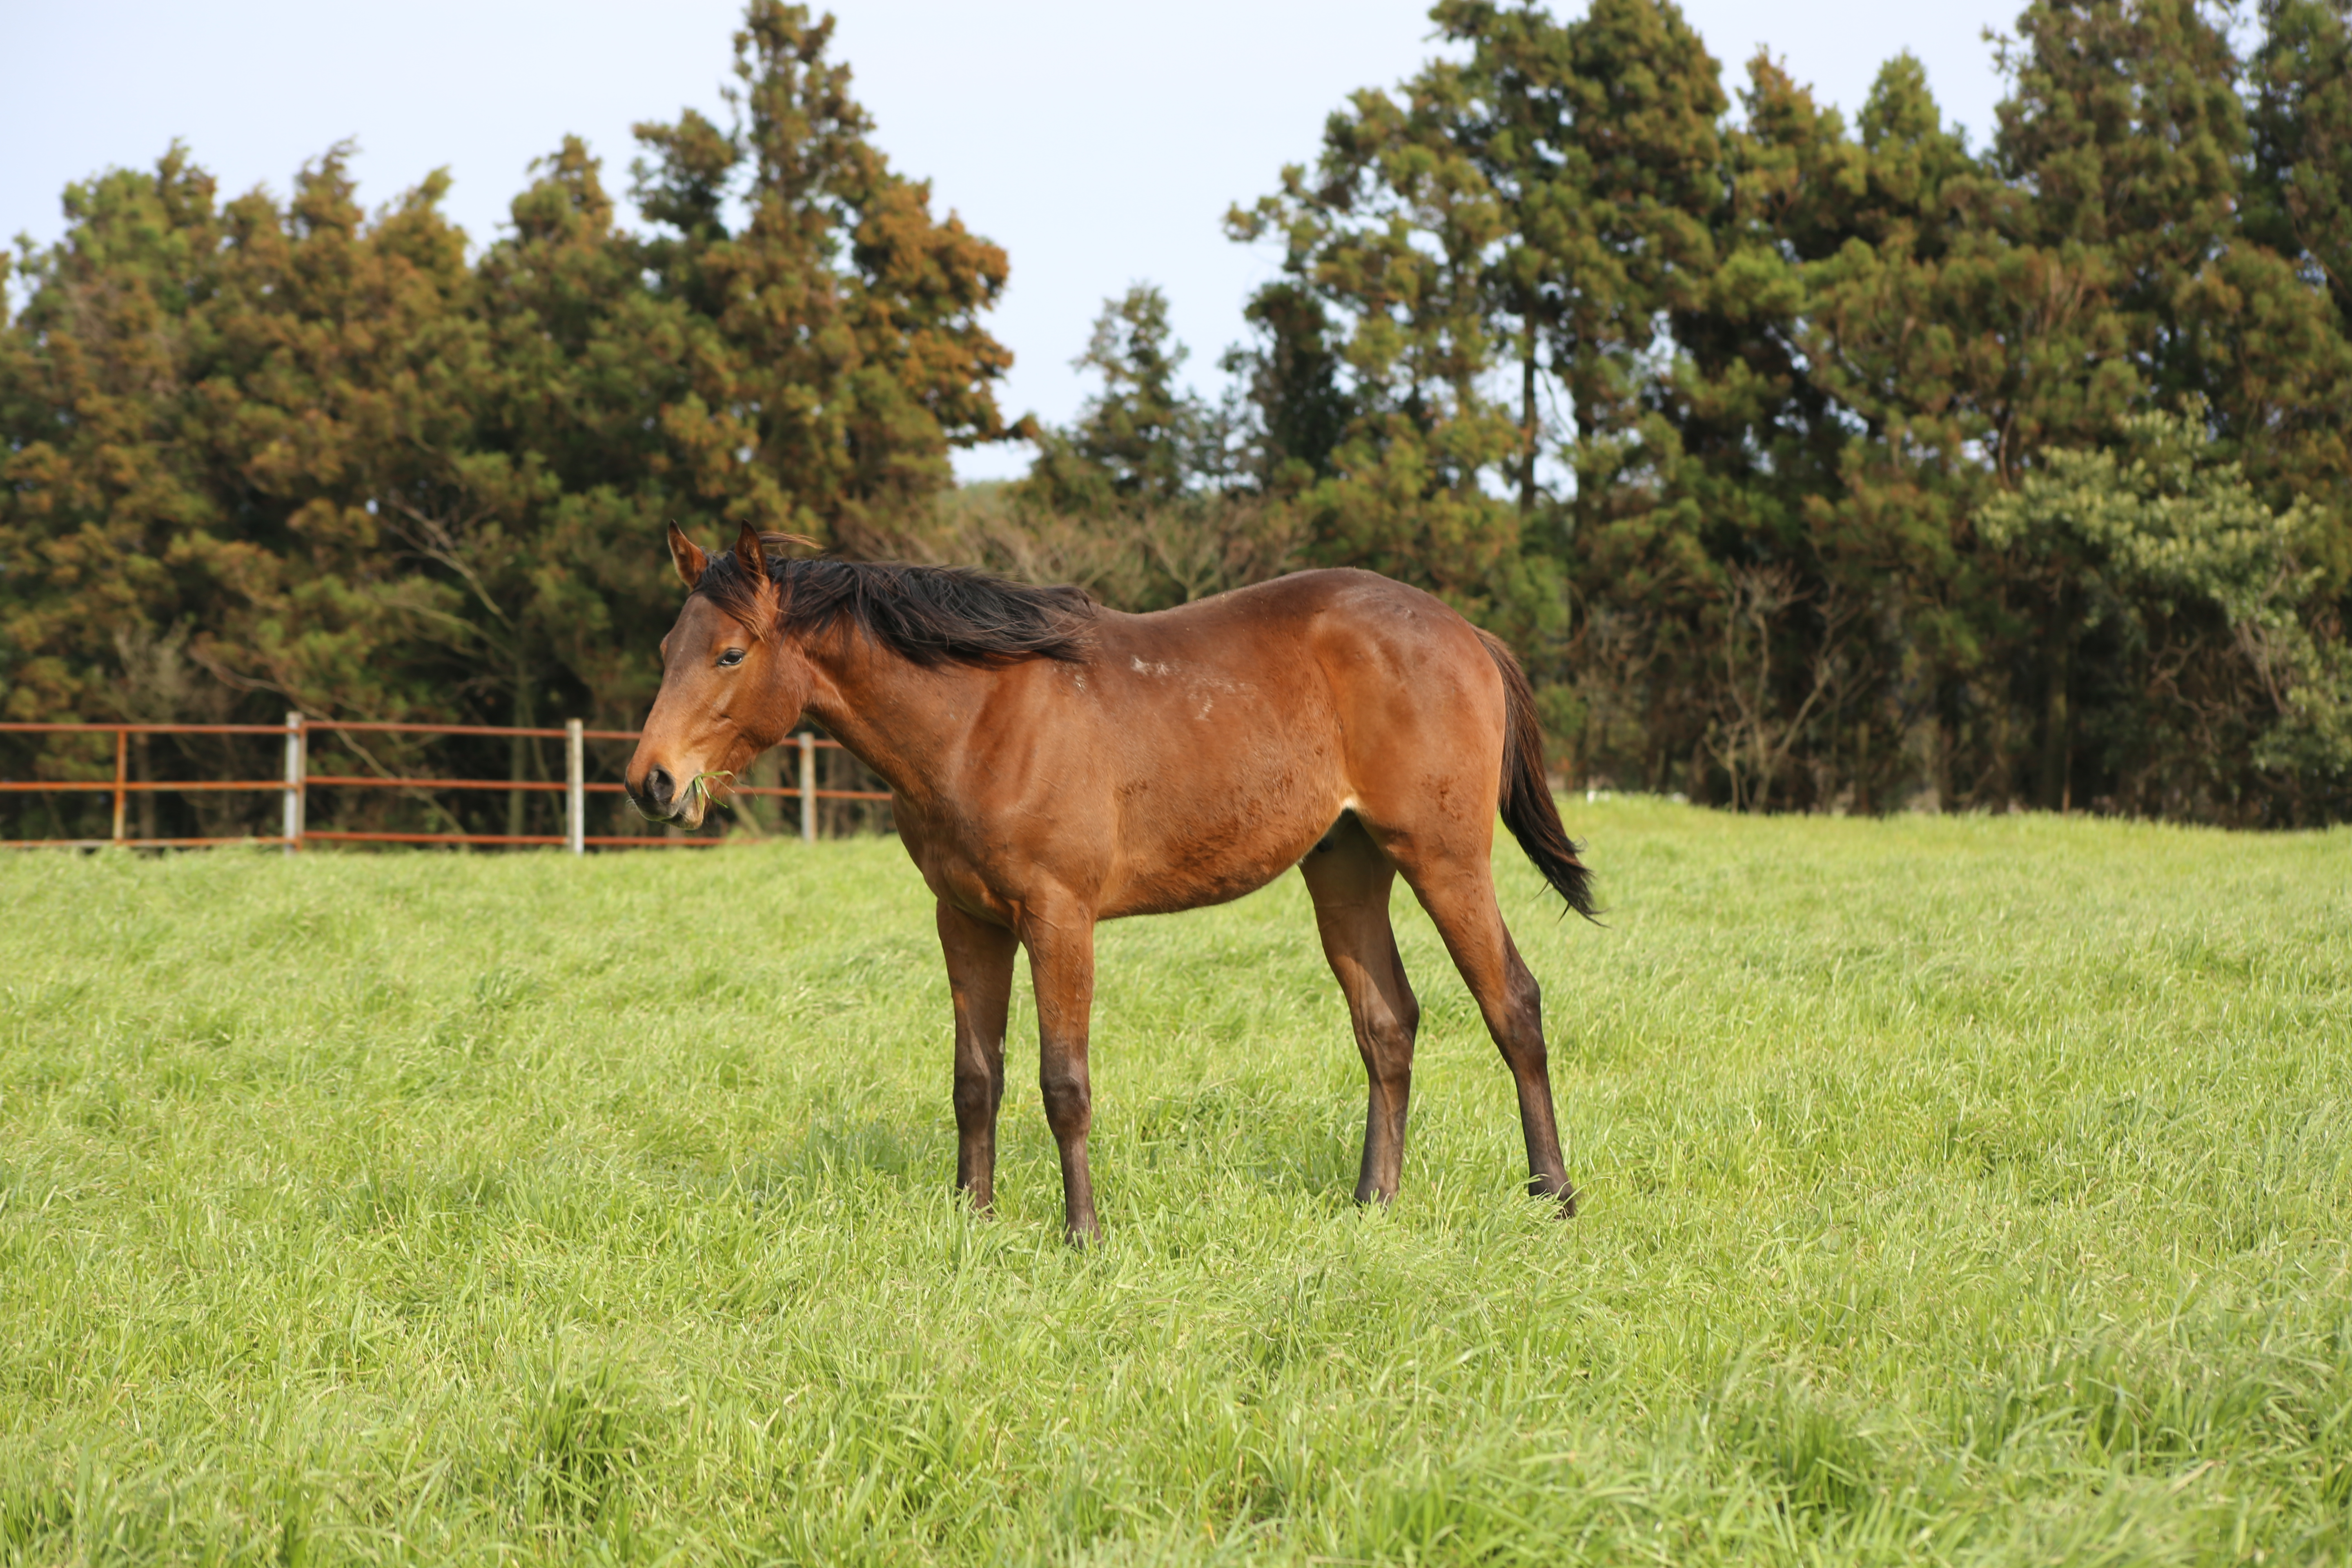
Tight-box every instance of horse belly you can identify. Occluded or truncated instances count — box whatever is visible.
[1098,717,1341,918]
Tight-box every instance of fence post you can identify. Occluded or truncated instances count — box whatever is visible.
[566,719,585,855]
[282,711,305,853]
[798,731,815,843]
[112,728,128,846]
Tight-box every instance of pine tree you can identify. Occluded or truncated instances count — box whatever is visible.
[1510,0,1731,791]
[1022,285,1212,511]
[1781,56,1996,812]
[2250,0,2352,325]
[630,1,1022,543]
[1227,46,1520,598]
[1,0,1027,839]
[0,146,502,833]
[1974,0,2350,804]
[1221,281,1352,494]
[2247,0,2352,582]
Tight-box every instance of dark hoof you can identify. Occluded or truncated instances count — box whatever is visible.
[1528,1175,1579,1218]
[1064,1221,1102,1248]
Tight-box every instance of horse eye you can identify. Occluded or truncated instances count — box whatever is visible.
[717,648,746,668]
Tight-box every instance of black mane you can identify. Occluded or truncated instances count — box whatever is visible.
[695,545,1094,666]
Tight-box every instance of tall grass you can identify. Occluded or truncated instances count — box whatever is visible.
[2,800,2347,1564]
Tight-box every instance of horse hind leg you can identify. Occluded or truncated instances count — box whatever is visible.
[1395,855,1576,1215]
[1299,814,1419,1205]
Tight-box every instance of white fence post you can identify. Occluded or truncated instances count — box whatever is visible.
[282,711,305,853]
[566,719,586,855]
[111,728,128,847]
[798,731,815,843]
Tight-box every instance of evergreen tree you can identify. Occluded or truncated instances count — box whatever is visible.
[1980,405,2350,819]
[1971,0,2350,804]
[2250,0,2352,327]
[2247,0,2352,581]
[1227,46,1521,598]
[1223,283,1354,495]
[1784,57,1997,811]
[630,1,1022,544]
[0,1,1024,839]
[1432,0,1737,788]
[0,147,480,731]
[1425,0,1578,519]
[1023,285,1212,511]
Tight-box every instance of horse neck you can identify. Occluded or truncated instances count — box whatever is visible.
[791,628,981,802]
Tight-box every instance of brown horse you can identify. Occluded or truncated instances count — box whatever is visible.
[627,523,1595,1241]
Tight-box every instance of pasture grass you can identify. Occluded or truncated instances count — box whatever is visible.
[1,798,2348,1565]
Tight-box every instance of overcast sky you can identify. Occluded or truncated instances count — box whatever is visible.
[7,0,2029,481]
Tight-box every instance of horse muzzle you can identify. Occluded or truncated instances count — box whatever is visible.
[625,763,704,826]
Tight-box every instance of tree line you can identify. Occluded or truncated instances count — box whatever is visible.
[4,0,2349,838]
[0,3,1013,838]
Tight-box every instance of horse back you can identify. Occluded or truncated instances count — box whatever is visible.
[956,570,1505,918]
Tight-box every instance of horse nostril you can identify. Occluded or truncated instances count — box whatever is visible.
[646,766,675,811]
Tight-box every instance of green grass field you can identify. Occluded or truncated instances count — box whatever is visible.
[2,800,2348,1565]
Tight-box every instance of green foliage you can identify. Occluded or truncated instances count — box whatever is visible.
[0,1,1016,840]
[998,287,1309,610]
[1214,0,2352,822]
[1020,285,1217,512]
[8,0,2352,827]
[2249,0,2352,331]
[1,806,2349,1560]
[1223,27,1530,599]
[2245,0,2352,578]
[0,146,475,731]
[1224,281,1353,492]
[1980,406,2351,811]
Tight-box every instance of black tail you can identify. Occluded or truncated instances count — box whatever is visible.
[1476,630,1598,922]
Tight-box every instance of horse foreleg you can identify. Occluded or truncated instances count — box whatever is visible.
[937,901,1018,1211]
[1022,910,1101,1243]
[1300,816,1420,1205]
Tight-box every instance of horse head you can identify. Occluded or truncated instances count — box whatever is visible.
[626,522,813,827]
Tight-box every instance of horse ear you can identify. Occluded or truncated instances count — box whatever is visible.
[667,522,707,590]
[733,522,766,581]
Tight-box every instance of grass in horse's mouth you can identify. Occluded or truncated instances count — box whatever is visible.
[687,769,734,815]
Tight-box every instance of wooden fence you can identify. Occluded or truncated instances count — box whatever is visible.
[0,717,887,851]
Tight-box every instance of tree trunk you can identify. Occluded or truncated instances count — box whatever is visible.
[2038,588,2073,812]
[1935,679,1958,813]
[508,665,534,840]
[1519,312,1539,516]
[1854,721,1870,816]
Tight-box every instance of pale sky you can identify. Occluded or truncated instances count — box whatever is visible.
[6,0,2027,481]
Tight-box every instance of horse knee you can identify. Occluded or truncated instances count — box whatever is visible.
[1506,965,1542,1023]
[1040,1071,1091,1136]
[952,1071,996,1126]
[1504,1035,1548,1077]
[1494,966,1546,1054]
[1493,1001,1549,1078]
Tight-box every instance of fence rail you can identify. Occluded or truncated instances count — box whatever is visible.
[0,717,888,851]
